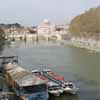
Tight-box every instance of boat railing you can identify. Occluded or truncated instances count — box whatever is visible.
[42,71,64,87]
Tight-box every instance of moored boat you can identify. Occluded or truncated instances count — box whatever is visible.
[62,81,79,94]
[4,63,49,100]
[32,70,63,96]
[42,69,79,95]
[47,81,63,96]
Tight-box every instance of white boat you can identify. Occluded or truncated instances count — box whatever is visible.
[48,81,63,96]
[62,81,79,94]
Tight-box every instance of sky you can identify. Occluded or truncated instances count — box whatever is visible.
[0,0,100,26]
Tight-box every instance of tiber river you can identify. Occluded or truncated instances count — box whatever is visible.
[0,41,100,100]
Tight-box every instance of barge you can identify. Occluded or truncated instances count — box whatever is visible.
[4,63,49,100]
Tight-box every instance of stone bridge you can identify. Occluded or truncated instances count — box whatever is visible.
[7,33,66,41]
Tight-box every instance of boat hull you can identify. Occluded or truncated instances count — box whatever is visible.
[63,87,79,95]
[49,89,63,96]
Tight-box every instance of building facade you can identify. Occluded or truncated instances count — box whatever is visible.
[37,19,68,35]
[37,19,55,35]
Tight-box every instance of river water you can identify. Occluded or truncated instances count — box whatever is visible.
[0,41,100,100]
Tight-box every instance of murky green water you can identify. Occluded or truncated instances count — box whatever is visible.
[0,41,100,100]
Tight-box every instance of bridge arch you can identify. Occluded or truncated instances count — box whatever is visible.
[49,34,62,41]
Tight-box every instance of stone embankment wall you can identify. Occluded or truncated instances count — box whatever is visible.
[61,37,100,53]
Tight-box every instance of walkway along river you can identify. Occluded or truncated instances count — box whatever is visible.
[0,41,100,100]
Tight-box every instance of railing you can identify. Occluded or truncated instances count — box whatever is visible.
[42,71,64,87]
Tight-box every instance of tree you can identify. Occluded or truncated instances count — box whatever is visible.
[0,27,5,41]
[69,6,100,38]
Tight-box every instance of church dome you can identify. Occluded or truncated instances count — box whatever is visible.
[43,19,50,24]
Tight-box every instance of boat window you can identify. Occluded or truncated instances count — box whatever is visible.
[21,84,47,93]
[65,84,73,88]
[48,86,60,90]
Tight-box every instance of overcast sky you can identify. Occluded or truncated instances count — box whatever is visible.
[0,0,100,26]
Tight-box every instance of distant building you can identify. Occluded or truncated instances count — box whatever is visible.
[37,19,55,35]
[55,24,69,34]
[37,19,68,35]
[28,27,37,34]
[4,27,30,36]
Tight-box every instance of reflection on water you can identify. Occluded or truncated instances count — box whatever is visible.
[0,41,100,100]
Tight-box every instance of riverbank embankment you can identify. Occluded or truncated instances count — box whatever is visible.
[60,38,100,54]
